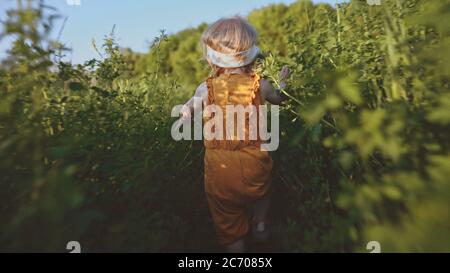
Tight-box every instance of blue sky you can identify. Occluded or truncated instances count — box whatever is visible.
[0,0,345,63]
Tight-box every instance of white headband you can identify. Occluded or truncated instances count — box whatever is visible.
[206,45,260,68]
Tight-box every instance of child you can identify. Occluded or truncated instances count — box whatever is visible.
[180,16,290,253]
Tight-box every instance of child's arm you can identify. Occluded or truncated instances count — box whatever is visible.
[261,66,291,105]
[180,82,208,120]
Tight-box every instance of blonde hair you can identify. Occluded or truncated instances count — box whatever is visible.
[201,16,258,73]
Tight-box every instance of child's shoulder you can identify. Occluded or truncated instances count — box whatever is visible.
[195,82,208,98]
[196,82,207,92]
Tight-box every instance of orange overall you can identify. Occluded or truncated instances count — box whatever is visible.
[203,73,273,246]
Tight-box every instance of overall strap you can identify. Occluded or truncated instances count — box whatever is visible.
[250,72,261,106]
[205,76,215,106]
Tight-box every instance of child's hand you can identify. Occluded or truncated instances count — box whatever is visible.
[279,65,291,82]
[278,65,291,90]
